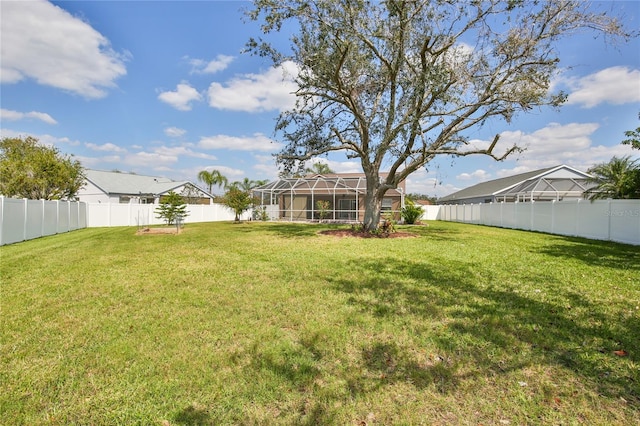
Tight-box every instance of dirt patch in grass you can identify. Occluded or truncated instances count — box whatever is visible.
[136,227,182,235]
[319,229,418,238]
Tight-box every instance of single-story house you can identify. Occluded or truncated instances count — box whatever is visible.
[253,173,405,222]
[78,169,214,204]
[438,165,594,205]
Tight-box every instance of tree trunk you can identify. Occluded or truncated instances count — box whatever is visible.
[362,177,382,232]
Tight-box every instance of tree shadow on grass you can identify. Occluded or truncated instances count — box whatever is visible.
[537,235,640,271]
[174,404,212,425]
[329,256,639,407]
[259,222,324,238]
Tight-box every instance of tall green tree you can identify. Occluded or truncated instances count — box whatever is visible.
[228,178,269,191]
[247,0,630,231]
[0,136,85,200]
[585,156,640,200]
[197,169,227,194]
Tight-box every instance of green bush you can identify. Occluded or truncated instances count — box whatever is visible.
[401,200,423,224]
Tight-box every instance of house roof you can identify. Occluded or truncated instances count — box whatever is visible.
[85,169,197,196]
[438,165,592,203]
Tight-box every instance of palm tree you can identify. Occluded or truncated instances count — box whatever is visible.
[305,162,334,175]
[585,156,640,200]
[228,178,269,191]
[197,169,227,194]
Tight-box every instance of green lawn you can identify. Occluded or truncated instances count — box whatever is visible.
[1,221,638,425]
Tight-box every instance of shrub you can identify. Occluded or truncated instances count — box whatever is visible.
[401,199,423,224]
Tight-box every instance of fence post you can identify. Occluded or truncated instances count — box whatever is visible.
[607,198,612,242]
[575,199,580,237]
[42,199,46,236]
[23,198,28,243]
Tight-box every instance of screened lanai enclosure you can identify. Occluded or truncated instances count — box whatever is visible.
[253,174,405,222]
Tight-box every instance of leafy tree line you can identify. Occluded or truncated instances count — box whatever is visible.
[0,136,85,200]
[247,0,632,231]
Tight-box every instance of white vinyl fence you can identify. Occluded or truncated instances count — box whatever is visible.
[0,199,248,246]
[0,197,87,246]
[431,199,640,245]
[85,202,247,228]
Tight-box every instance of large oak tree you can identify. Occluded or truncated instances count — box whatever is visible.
[247,0,631,231]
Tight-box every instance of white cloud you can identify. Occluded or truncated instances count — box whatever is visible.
[564,66,640,108]
[158,82,202,111]
[0,129,82,147]
[164,127,187,138]
[502,122,599,156]
[154,145,217,161]
[85,142,127,153]
[0,0,128,98]
[405,168,453,197]
[123,151,179,168]
[198,133,282,152]
[207,61,299,112]
[0,108,57,125]
[188,54,235,74]
[457,169,490,181]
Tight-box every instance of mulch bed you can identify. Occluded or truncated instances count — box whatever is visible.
[319,229,418,238]
[136,227,182,235]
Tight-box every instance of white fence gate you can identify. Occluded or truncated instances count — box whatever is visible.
[431,199,640,245]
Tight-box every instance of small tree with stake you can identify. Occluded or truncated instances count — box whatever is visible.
[155,191,189,226]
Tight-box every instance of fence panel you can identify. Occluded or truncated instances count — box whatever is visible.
[502,203,516,229]
[515,202,532,231]
[43,201,58,236]
[57,201,70,234]
[25,200,44,240]
[1,198,26,245]
[609,200,640,245]
[0,197,88,246]
[438,199,639,245]
[577,200,609,241]
[552,200,579,237]
[531,201,553,234]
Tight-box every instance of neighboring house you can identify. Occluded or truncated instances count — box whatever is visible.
[438,165,594,205]
[78,169,214,204]
[253,173,405,221]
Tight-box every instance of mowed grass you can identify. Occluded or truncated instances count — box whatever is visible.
[1,221,638,425]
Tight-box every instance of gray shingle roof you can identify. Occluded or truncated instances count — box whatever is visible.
[438,165,590,203]
[85,169,191,196]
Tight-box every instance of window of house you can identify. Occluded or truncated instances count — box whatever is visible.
[381,198,393,211]
[119,196,131,204]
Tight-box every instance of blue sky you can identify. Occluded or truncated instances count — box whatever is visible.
[1,0,639,198]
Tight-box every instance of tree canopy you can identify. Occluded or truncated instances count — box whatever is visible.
[585,156,640,200]
[0,136,85,200]
[247,0,631,231]
[621,112,640,150]
[197,169,228,194]
[305,162,334,175]
[220,186,256,222]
